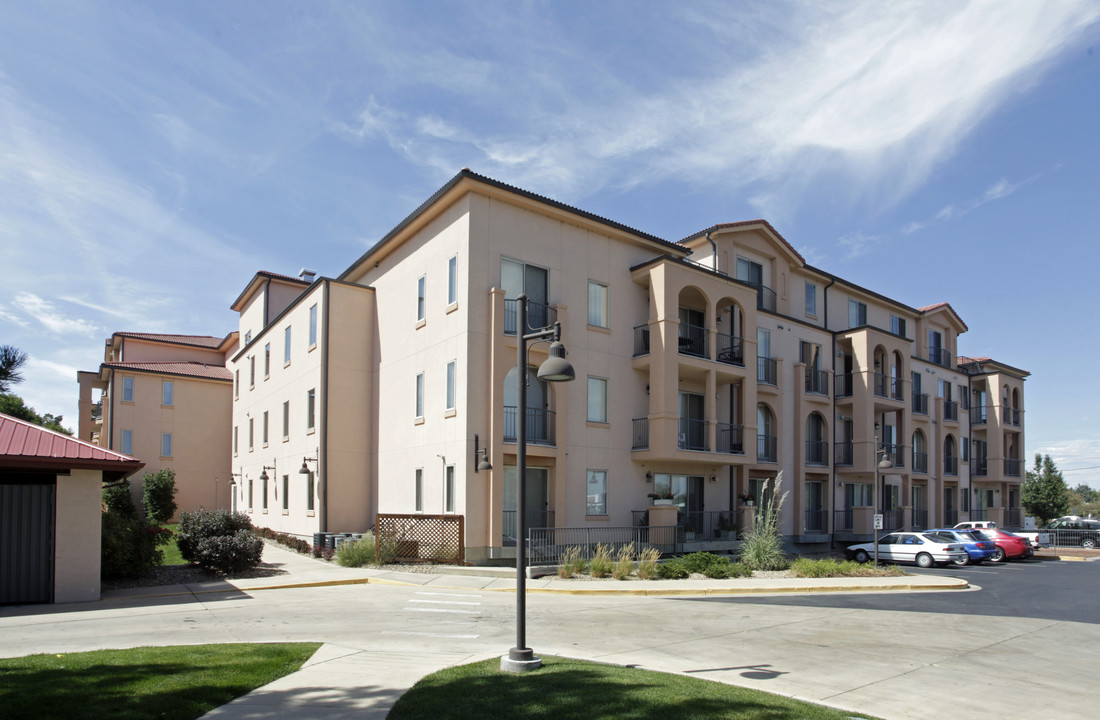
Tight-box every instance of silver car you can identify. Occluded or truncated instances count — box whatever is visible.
[847,531,969,568]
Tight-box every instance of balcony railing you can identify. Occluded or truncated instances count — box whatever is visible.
[1010,408,1020,426]
[971,407,987,425]
[678,510,738,539]
[874,373,902,399]
[912,393,929,415]
[503,406,556,446]
[504,298,555,335]
[944,509,958,527]
[882,443,903,468]
[1005,507,1022,528]
[882,510,903,532]
[973,459,988,476]
[678,323,708,358]
[835,441,853,466]
[757,434,777,463]
[501,509,555,546]
[757,357,777,385]
[873,372,887,398]
[716,333,744,366]
[944,456,958,476]
[911,509,928,531]
[943,401,958,421]
[756,285,777,312]
[805,440,829,466]
[633,324,650,357]
[678,417,708,451]
[912,451,928,474]
[631,417,649,450]
[929,347,952,368]
[835,509,854,532]
[835,373,853,398]
[804,509,827,534]
[1004,458,1022,477]
[805,368,829,396]
[971,506,987,521]
[716,423,745,454]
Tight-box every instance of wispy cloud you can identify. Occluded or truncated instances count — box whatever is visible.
[902,172,1044,234]
[11,293,100,337]
[837,231,884,260]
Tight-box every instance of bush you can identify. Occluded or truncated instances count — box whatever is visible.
[177,509,263,574]
[789,557,905,578]
[103,480,135,518]
[738,472,790,571]
[589,544,613,578]
[613,543,636,580]
[336,535,377,567]
[654,552,751,580]
[101,510,164,579]
[254,526,313,554]
[655,559,688,579]
[557,546,586,578]
[636,547,661,579]
[142,468,178,524]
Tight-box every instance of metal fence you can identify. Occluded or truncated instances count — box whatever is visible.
[526,525,681,563]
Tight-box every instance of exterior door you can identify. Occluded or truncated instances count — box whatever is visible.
[805,481,823,532]
[0,480,55,605]
[679,392,705,450]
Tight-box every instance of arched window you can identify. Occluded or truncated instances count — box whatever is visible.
[805,413,826,465]
[944,435,957,475]
[757,404,776,462]
[912,430,926,473]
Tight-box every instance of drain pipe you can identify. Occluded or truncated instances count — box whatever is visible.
[706,231,717,271]
[822,276,836,536]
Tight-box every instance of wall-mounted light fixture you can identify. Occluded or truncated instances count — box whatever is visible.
[645,471,653,482]
[258,464,276,482]
[474,433,492,473]
[298,456,318,475]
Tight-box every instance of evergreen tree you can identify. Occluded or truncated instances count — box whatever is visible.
[0,345,28,393]
[1022,453,1070,525]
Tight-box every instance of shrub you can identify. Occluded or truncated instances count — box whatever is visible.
[142,468,178,524]
[336,535,377,567]
[655,559,689,579]
[103,480,135,518]
[589,544,613,578]
[637,547,661,579]
[789,557,905,578]
[613,543,636,580]
[557,546,586,578]
[738,472,790,571]
[177,509,263,574]
[101,510,163,579]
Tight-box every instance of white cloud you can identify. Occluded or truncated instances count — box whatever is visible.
[902,172,1044,235]
[837,231,883,260]
[12,293,100,337]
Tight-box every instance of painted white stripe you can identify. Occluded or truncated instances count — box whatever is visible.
[409,599,481,606]
[406,607,480,614]
[382,630,479,639]
[415,591,482,599]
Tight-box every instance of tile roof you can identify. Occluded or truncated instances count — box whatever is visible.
[917,302,951,312]
[0,413,144,478]
[957,356,992,365]
[116,332,225,349]
[256,270,312,285]
[101,361,232,381]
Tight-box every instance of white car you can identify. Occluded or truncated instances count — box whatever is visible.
[846,531,969,568]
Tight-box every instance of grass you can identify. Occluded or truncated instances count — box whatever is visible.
[789,557,906,578]
[388,656,880,720]
[159,523,186,566]
[0,643,320,720]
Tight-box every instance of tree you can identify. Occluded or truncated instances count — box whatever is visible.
[142,468,178,524]
[1073,484,1100,504]
[1022,454,1070,525]
[0,345,28,393]
[0,393,72,435]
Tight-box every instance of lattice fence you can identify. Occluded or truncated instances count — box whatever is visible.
[375,513,465,564]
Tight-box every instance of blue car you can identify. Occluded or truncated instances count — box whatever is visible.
[925,528,997,565]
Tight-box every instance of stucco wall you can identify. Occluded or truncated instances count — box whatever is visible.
[54,469,102,603]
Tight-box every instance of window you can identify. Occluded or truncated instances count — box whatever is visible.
[121,429,132,455]
[800,341,821,369]
[445,465,455,513]
[122,376,133,402]
[415,468,423,512]
[282,475,289,511]
[588,281,608,327]
[736,257,764,287]
[249,355,255,387]
[162,380,173,406]
[245,330,252,345]
[248,418,254,451]
[264,343,270,378]
[445,361,456,411]
[848,299,867,328]
[417,275,426,322]
[262,475,268,510]
[262,411,269,445]
[501,259,549,332]
[587,470,607,515]
[309,303,318,347]
[929,330,943,364]
[959,385,969,410]
[962,437,970,462]
[161,432,172,458]
[284,326,292,364]
[415,372,424,418]
[307,388,316,430]
[805,282,817,316]
[234,370,239,399]
[282,401,289,439]
[306,471,315,511]
[587,377,608,423]
[232,426,238,455]
[890,315,906,337]
[447,255,457,305]
[248,479,253,509]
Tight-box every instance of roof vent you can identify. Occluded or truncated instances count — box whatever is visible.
[299,268,317,282]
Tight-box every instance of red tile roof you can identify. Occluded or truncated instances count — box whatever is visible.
[115,332,226,349]
[957,356,992,365]
[101,361,232,381]
[0,413,144,479]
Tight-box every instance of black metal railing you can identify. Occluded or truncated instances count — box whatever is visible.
[1005,507,1022,528]
[944,456,958,476]
[835,373,853,397]
[678,417,708,451]
[834,509,854,532]
[678,323,707,358]
[503,406,556,445]
[716,333,744,366]
[890,377,904,401]
[929,347,952,368]
[756,285,777,312]
[804,509,827,534]
[527,525,680,563]
[912,451,928,474]
[502,509,555,547]
[835,441,853,466]
[911,509,928,531]
[757,434,777,463]
[973,459,988,476]
[504,298,555,335]
[943,509,958,527]
[912,393,929,415]
[1004,458,1021,477]
[971,506,987,521]
[971,407,987,425]
[757,356,777,385]
[633,324,650,357]
[882,443,903,468]
[631,417,649,450]
[882,509,903,531]
[679,510,738,540]
[944,401,958,421]
[805,368,829,396]
[805,440,829,466]
[716,423,745,454]
[1011,408,1020,426]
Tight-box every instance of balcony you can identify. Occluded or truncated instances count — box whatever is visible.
[755,285,777,313]
[912,393,929,415]
[834,373,853,398]
[912,509,929,531]
[716,423,745,454]
[633,325,650,357]
[929,347,952,368]
[504,299,555,335]
[1010,408,1021,426]
[944,456,958,476]
[943,401,959,422]
[757,357,777,386]
[502,509,555,546]
[971,407,987,425]
[882,509,903,532]
[805,368,829,396]
[834,509,854,532]
[631,417,649,450]
[1005,507,1022,527]
[805,440,829,467]
[973,458,989,476]
[757,434,777,463]
[678,323,707,358]
[1004,458,1022,477]
[804,509,827,534]
[835,441,853,466]
[873,373,904,401]
[716,333,744,366]
[912,451,928,474]
[882,443,903,468]
[944,509,959,527]
[503,406,556,446]
[678,417,708,451]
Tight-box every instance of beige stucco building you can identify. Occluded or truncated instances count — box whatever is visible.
[77,332,236,516]
[229,169,1028,561]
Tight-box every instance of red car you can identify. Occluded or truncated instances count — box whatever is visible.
[975,528,1033,562]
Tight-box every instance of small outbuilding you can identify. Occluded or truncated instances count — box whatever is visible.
[0,412,144,604]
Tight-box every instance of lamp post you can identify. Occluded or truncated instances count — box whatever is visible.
[501,293,574,674]
[872,427,893,569]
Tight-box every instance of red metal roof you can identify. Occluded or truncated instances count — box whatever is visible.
[0,413,144,479]
[115,332,225,349]
[100,361,232,381]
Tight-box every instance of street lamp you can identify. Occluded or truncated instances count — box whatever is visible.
[872,427,894,569]
[501,293,575,674]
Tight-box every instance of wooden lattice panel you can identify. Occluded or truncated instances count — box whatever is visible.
[375,513,464,564]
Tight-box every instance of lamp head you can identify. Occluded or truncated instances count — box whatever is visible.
[537,341,575,382]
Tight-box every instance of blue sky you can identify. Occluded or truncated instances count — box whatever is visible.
[2,2,1098,487]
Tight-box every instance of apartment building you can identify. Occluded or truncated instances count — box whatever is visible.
[77,331,237,516]
[229,169,1028,560]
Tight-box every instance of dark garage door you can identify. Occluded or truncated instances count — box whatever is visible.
[0,480,56,604]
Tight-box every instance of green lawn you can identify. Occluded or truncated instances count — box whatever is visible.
[388,656,880,720]
[0,643,320,720]
[160,523,186,566]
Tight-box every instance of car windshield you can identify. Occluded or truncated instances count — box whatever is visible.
[921,534,950,544]
[962,531,984,541]
[1000,530,1023,539]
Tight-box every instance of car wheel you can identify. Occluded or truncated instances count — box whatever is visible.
[1082,538,1097,550]
[854,549,870,564]
[953,555,969,566]
[916,552,934,569]
[989,547,1006,563]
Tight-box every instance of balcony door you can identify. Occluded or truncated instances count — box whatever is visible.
[503,366,549,444]
[679,392,706,450]
[503,466,549,542]
[805,481,824,532]
[502,259,549,330]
